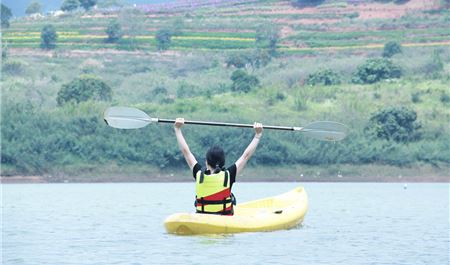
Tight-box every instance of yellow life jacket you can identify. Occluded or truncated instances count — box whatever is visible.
[195,170,234,215]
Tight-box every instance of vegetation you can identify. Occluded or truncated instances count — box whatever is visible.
[1,0,449,179]
[1,4,12,28]
[25,1,42,15]
[105,20,123,43]
[61,0,79,12]
[40,25,58,49]
[230,70,260,93]
[306,69,341,86]
[366,107,421,143]
[383,41,402,58]
[56,75,113,106]
[155,29,173,50]
[79,0,97,11]
[352,58,402,84]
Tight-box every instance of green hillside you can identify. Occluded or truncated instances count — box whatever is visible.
[1,0,449,182]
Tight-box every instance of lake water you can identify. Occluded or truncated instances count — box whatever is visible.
[2,183,449,265]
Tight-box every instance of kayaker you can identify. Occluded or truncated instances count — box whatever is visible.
[174,118,263,216]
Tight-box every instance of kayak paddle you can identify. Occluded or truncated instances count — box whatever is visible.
[104,106,349,141]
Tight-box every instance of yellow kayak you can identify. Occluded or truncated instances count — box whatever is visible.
[164,186,308,235]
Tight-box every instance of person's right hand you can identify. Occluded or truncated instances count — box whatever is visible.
[174,118,185,129]
[254,122,263,138]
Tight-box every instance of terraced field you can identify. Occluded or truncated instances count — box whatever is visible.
[3,0,449,52]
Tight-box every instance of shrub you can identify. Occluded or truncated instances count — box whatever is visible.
[26,1,42,15]
[226,49,271,70]
[422,50,444,78]
[1,4,12,28]
[440,92,450,104]
[2,41,8,59]
[79,0,97,11]
[155,29,172,50]
[40,24,58,50]
[61,0,79,12]
[2,60,26,75]
[105,20,123,43]
[256,24,279,56]
[226,54,249,69]
[230,70,259,93]
[292,0,325,7]
[382,41,402,58]
[365,106,421,142]
[56,75,112,106]
[352,58,402,84]
[306,69,341,86]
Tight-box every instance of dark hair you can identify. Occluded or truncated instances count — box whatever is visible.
[206,145,225,173]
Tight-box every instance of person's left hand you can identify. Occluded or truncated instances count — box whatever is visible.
[174,118,185,129]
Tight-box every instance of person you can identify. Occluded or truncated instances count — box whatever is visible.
[174,118,263,216]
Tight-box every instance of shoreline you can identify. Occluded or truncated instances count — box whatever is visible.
[2,175,449,184]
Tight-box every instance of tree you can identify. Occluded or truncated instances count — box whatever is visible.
[57,75,112,106]
[1,4,12,28]
[230,70,260,93]
[118,8,145,49]
[40,24,58,49]
[226,54,250,69]
[366,106,421,142]
[61,0,79,12]
[155,29,172,50]
[26,1,42,15]
[292,0,325,7]
[256,24,280,56]
[105,20,122,43]
[352,58,402,84]
[382,41,402,58]
[79,0,97,11]
[306,69,342,86]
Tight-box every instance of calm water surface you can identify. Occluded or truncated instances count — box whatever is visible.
[2,183,449,265]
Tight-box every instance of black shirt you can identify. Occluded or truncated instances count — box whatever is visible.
[192,163,237,187]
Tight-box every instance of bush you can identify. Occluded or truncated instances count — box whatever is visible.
[365,106,421,142]
[230,70,260,93]
[226,53,249,69]
[2,60,26,75]
[255,24,279,56]
[382,41,402,58]
[352,58,402,84]
[226,49,271,70]
[292,0,325,7]
[79,0,97,11]
[56,75,112,106]
[155,29,172,50]
[1,4,12,28]
[61,0,79,12]
[106,20,123,43]
[306,69,341,86]
[422,50,444,78]
[26,1,42,15]
[40,24,58,50]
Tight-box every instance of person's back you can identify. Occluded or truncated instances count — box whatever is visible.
[174,118,263,215]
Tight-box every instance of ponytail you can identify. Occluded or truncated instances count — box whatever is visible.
[206,145,225,173]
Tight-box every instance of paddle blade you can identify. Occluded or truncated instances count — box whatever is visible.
[300,121,349,141]
[104,107,152,129]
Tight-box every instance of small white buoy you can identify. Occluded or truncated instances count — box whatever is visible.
[403,184,408,190]
[300,174,303,178]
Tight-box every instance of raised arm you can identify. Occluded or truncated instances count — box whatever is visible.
[235,122,263,176]
[174,118,198,170]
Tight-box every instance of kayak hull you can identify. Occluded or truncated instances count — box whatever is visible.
[164,186,308,235]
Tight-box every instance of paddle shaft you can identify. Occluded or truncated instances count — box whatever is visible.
[157,118,302,131]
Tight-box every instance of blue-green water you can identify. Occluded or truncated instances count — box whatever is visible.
[2,183,449,265]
